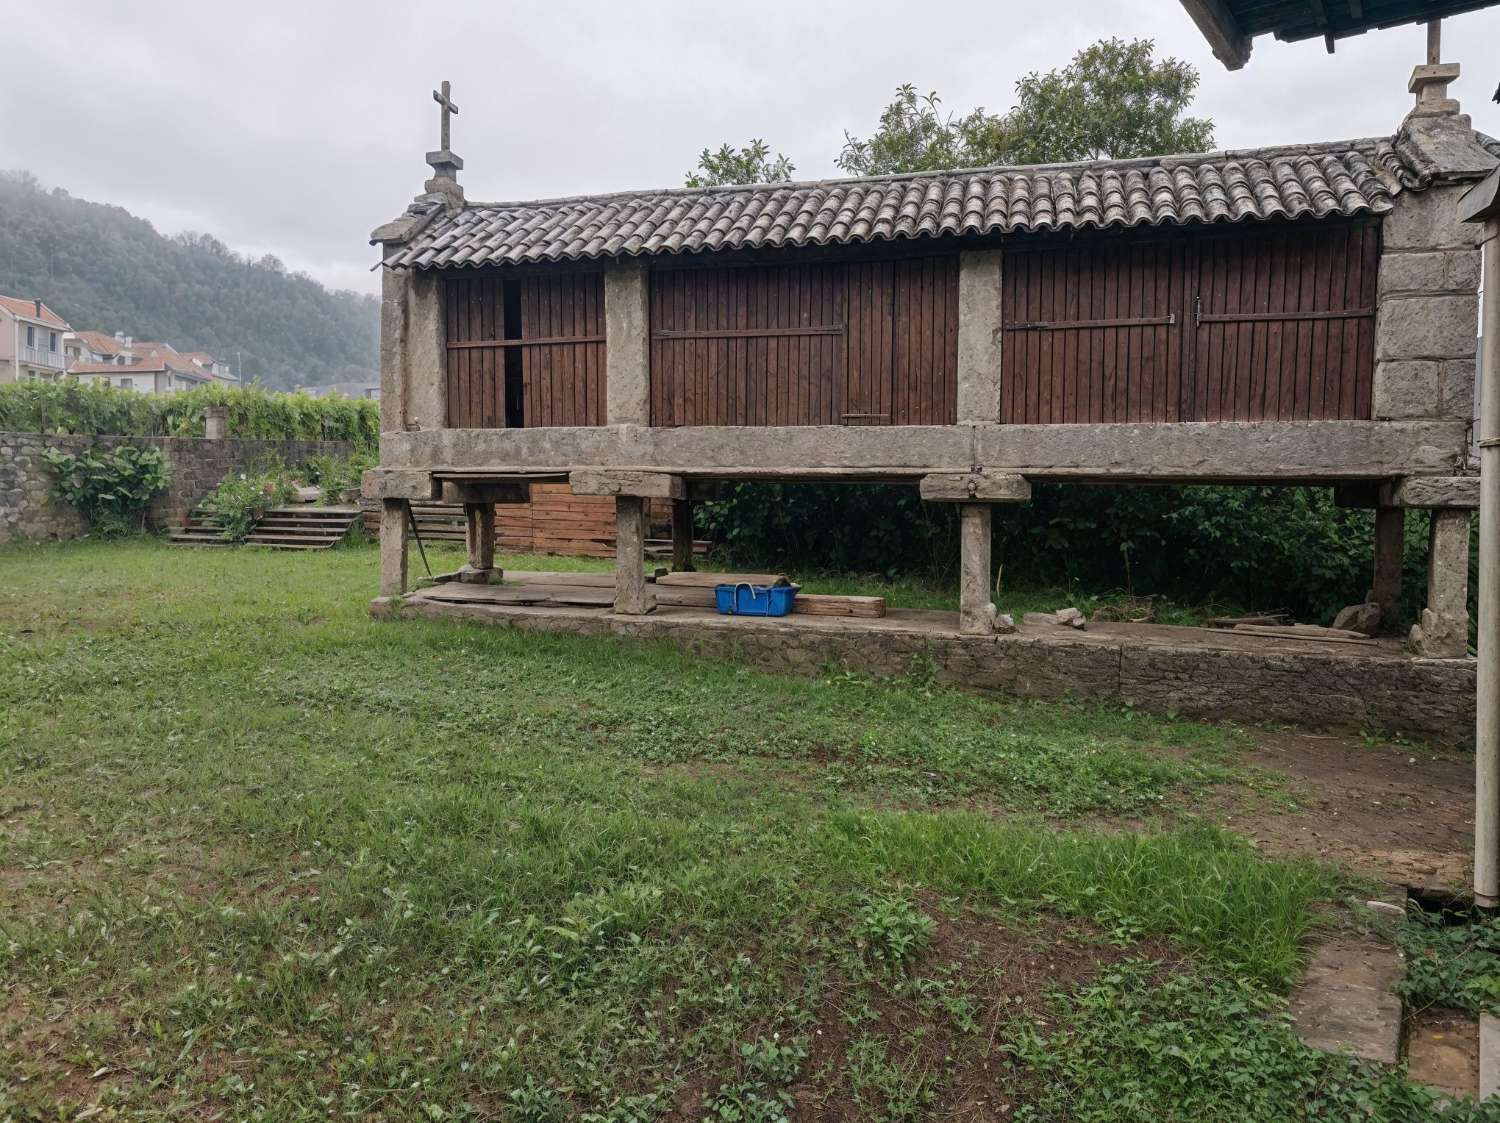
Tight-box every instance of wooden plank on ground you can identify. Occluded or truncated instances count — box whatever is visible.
[792,593,886,618]
[657,571,788,588]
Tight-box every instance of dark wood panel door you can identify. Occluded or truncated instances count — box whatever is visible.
[1000,222,1377,425]
[650,264,848,426]
[1191,223,1377,421]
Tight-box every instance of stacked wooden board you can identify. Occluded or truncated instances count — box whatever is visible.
[361,483,683,557]
[416,570,887,618]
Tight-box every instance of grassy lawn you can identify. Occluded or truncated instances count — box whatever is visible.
[0,539,1477,1121]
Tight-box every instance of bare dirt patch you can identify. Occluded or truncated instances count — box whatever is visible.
[1215,730,1472,888]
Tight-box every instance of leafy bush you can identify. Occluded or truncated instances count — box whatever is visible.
[0,381,377,454]
[41,444,170,538]
[200,460,301,542]
[700,482,1471,626]
[302,450,376,504]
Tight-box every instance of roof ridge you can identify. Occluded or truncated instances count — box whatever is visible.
[461,135,1400,213]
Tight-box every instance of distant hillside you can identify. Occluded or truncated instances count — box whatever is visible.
[0,171,378,390]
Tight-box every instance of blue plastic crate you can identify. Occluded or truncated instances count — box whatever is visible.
[714,582,798,617]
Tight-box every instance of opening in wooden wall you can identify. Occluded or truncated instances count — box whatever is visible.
[444,272,606,428]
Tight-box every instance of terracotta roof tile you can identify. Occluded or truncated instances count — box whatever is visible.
[385,137,1419,271]
[0,295,70,329]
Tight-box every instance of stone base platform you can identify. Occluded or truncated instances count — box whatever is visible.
[372,587,1476,745]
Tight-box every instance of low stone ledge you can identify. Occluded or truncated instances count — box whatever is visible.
[369,597,1476,744]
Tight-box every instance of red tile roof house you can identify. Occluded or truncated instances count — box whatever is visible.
[0,296,72,383]
[67,347,217,394]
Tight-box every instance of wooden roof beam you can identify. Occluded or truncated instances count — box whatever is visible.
[1177,0,1253,69]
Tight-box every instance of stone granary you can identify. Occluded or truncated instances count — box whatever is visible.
[366,77,1496,672]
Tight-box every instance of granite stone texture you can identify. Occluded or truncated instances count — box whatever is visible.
[0,432,351,544]
[371,597,1477,745]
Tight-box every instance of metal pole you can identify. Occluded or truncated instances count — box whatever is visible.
[1477,218,1500,908]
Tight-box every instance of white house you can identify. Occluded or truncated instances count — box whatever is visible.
[0,295,72,383]
[67,335,236,393]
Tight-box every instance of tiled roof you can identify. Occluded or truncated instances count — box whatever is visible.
[384,137,1420,271]
[71,330,125,357]
[69,360,165,375]
[0,295,70,329]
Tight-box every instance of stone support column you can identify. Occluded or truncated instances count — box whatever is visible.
[605,262,650,426]
[956,249,1004,424]
[958,503,997,635]
[405,271,447,432]
[1370,506,1405,626]
[671,498,695,572]
[379,260,410,436]
[614,496,653,614]
[379,498,409,596]
[1410,508,1473,657]
[460,502,497,583]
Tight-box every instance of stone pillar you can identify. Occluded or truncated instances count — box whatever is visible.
[958,503,997,635]
[671,498,695,572]
[379,261,410,436]
[605,262,650,425]
[1410,509,1473,657]
[459,502,497,583]
[405,271,447,432]
[956,249,1004,424]
[1370,506,1405,625]
[614,496,653,614]
[379,498,409,596]
[203,406,229,440]
[1374,179,1481,424]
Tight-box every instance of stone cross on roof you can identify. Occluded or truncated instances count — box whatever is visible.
[425,79,464,188]
[433,80,458,151]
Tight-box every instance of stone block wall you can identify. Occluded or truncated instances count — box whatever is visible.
[0,432,352,544]
[1374,182,1482,426]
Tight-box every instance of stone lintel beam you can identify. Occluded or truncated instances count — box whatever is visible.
[441,480,532,505]
[363,468,440,501]
[1380,475,1479,509]
[920,471,1030,503]
[570,469,685,500]
[382,420,1468,481]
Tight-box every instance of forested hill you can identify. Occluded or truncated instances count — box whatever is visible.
[0,171,378,390]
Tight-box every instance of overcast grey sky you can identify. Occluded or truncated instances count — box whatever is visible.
[5,1,1498,296]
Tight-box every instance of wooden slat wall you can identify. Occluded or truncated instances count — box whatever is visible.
[445,276,505,428]
[444,274,605,428]
[1000,222,1377,424]
[519,275,607,426]
[650,258,958,426]
[1193,223,1378,421]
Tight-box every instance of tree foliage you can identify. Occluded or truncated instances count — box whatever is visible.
[0,171,378,391]
[1004,37,1215,163]
[838,38,1214,176]
[837,85,1011,176]
[685,141,796,188]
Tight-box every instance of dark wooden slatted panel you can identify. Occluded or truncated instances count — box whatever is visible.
[1001,223,1377,425]
[1193,223,1376,421]
[650,264,852,426]
[520,273,606,427]
[444,274,605,428]
[445,276,507,428]
[1001,238,1183,423]
[651,258,956,427]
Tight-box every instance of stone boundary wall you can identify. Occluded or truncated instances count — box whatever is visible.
[0,432,352,544]
[372,596,1477,745]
